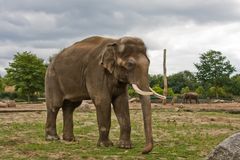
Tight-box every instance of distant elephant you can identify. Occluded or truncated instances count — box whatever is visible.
[45,36,165,154]
[183,92,199,104]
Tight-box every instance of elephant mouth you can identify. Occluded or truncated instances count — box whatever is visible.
[131,84,166,99]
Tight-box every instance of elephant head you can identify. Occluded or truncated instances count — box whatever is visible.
[100,37,166,153]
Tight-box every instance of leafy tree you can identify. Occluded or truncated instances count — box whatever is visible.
[227,74,240,96]
[151,85,174,97]
[149,71,197,94]
[167,88,175,96]
[0,75,3,92]
[128,86,137,98]
[194,50,236,98]
[168,71,197,93]
[195,86,205,97]
[181,86,190,94]
[208,87,227,98]
[5,51,47,102]
[149,74,163,88]
[152,85,163,94]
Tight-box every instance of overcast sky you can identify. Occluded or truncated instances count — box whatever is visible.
[0,0,240,76]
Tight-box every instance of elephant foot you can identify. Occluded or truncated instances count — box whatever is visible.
[142,143,153,154]
[97,139,113,147]
[118,140,132,149]
[45,134,60,141]
[63,135,76,142]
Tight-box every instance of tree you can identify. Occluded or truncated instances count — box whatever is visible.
[194,50,235,98]
[167,88,175,96]
[128,86,137,97]
[0,75,3,92]
[152,85,163,94]
[181,86,190,94]
[151,85,174,97]
[195,86,205,97]
[149,74,163,88]
[5,51,47,102]
[168,70,197,93]
[208,87,227,98]
[227,74,240,96]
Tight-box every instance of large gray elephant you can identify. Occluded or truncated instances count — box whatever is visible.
[183,92,199,104]
[45,36,165,154]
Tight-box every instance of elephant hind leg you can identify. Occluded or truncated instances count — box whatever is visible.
[45,107,60,141]
[62,100,81,141]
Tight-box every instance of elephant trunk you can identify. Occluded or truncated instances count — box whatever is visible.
[139,94,153,154]
[132,80,154,154]
[131,80,165,153]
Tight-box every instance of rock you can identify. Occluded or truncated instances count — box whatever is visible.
[177,103,185,109]
[207,132,240,160]
[212,99,225,103]
[171,96,177,105]
[77,102,91,112]
[0,102,8,108]
[7,100,16,107]
[129,98,139,103]
[2,100,16,108]
[174,107,180,112]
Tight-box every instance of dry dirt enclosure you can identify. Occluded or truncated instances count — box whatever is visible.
[1,101,240,112]
[0,102,240,159]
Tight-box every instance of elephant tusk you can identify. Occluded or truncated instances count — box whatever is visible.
[149,87,166,99]
[132,84,167,99]
[132,84,153,96]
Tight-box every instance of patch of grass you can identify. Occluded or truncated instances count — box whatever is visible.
[0,110,240,159]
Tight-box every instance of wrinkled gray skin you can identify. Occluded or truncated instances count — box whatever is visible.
[183,92,199,104]
[45,36,153,154]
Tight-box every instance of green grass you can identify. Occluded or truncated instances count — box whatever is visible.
[0,110,240,159]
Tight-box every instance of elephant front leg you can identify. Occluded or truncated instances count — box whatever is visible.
[94,98,113,147]
[45,107,60,141]
[113,94,132,149]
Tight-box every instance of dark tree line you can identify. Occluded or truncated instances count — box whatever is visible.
[149,50,239,99]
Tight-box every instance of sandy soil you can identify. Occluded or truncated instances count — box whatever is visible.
[0,101,239,112]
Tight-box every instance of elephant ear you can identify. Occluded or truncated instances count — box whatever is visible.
[100,42,118,73]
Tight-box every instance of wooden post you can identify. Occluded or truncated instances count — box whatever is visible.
[163,49,168,105]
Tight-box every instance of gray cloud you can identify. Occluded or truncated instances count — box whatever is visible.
[0,0,240,76]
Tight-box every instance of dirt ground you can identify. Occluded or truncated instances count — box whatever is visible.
[0,101,240,113]
[1,102,240,127]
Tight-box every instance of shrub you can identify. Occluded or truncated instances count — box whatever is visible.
[207,87,230,98]
[128,86,137,98]
[0,92,18,100]
[167,88,175,96]
[152,85,163,94]
[195,86,206,98]
[181,86,190,94]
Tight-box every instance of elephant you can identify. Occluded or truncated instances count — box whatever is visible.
[182,92,199,104]
[45,36,166,154]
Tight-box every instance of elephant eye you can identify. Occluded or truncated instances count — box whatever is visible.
[126,58,136,70]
